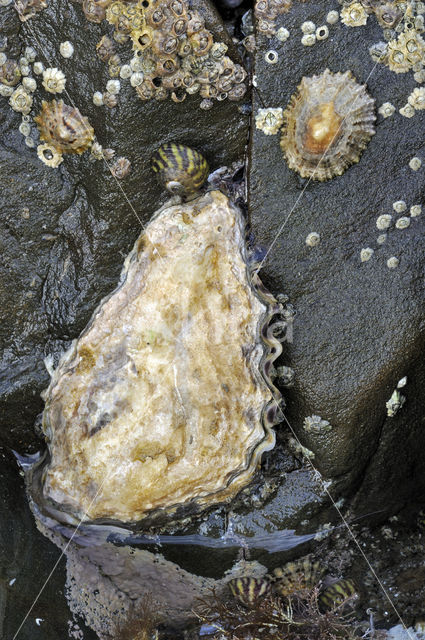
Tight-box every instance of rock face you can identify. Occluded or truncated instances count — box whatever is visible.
[249,1,425,509]
[0,0,249,451]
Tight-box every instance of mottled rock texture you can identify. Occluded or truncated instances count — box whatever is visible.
[249,1,425,512]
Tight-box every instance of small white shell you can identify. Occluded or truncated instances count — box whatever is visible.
[130,72,144,87]
[276,27,290,42]
[409,157,422,170]
[9,85,33,114]
[93,91,103,106]
[22,76,37,92]
[119,64,132,79]
[395,217,411,229]
[393,200,407,213]
[42,67,66,94]
[408,87,425,110]
[106,79,120,94]
[360,247,374,262]
[387,256,399,269]
[33,61,44,75]
[301,21,316,34]
[326,10,339,24]
[19,121,31,136]
[305,232,320,247]
[37,143,63,168]
[414,69,425,83]
[377,233,387,244]
[25,136,35,148]
[255,108,284,135]
[25,46,37,61]
[130,56,144,72]
[0,85,13,97]
[378,102,395,118]
[265,50,278,64]
[316,25,329,40]
[303,415,332,433]
[410,205,422,217]
[20,65,30,77]
[301,34,316,46]
[376,214,392,230]
[0,52,6,65]
[59,41,74,59]
[340,2,368,27]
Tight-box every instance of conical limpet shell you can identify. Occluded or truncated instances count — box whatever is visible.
[280,69,376,181]
[34,99,94,154]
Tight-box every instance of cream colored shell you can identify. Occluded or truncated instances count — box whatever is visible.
[280,69,376,181]
[40,191,281,523]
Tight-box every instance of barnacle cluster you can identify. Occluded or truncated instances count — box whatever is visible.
[339,1,425,76]
[255,0,292,37]
[280,69,376,181]
[14,0,47,21]
[83,0,247,105]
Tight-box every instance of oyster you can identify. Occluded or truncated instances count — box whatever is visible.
[27,191,284,528]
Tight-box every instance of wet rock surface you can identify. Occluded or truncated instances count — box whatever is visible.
[249,1,425,509]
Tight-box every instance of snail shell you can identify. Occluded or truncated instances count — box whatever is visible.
[34,99,95,154]
[280,69,376,181]
[151,143,209,195]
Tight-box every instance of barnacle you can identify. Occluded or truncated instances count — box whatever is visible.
[42,67,66,94]
[14,0,47,21]
[151,142,209,195]
[340,2,368,27]
[280,69,376,181]
[110,156,131,178]
[37,143,63,168]
[374,3,403,28]
[0,59,21,86]
[408,85,425,108]
[96,35,115,61]
[34,100,94,154]
[255,108,284,135]
[254,0,292,36]
[83,0,110,23]
[9,85,33,114]
[25,190,285,527]
[273,556,325,597]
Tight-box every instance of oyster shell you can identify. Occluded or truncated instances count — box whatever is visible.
[280,69,376,181]
[28,191,284,528]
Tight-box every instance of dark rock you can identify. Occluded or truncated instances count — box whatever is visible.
[249,3,425,509]
[0,0,249,450]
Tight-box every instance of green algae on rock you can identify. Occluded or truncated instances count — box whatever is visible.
[27,190,285,528]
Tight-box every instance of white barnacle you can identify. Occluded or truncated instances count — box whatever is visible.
[24,136,35,148]
[414,69,425,83]
[90,140,104,160]
[360,247,374,262]
[378,102,395,118]
[409,156,422,170]
[387,256,399,269]
[395,216,410,229]
[397,376,407,389]
[410,204,422,217]
[130,72,144,87]
[255,107,283,135]
[301,33,316,46]
[303,415,332,434]
[0,84,13,97]
[276,27,290,42]
[130,56,144,72]
[305,231,320,247]
[326,10,339,25]
[393,200,407,213]
[316,25,329,40]
[376,214,392,230]
[340,2,368,27]
[59,41,74,59]
[408,87,425,110]
[288,436,315,459]
[386,389,405,417]
[92,91,103,106]
[25,46,37,62]
[22,76,37,92]
[42,67,66,94]
[377,233,387,244]
[301,21,316,34]
[9,85,33,115]
[0,52,6,65]
[33,61,44,75]
[119,64,132,79]
[399,103,415,118]
[265,50,278,64]
[106,79,121,94]
[20,65,30,77]
[37,143,63,168]
[18,121,31,136]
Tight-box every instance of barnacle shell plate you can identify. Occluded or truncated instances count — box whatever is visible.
[280,69,376,181]
[29,191,283,528]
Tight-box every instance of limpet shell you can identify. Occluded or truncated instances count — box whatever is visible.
[280,69,376,181]
[34,99,94,154]
[25,190,285,529]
